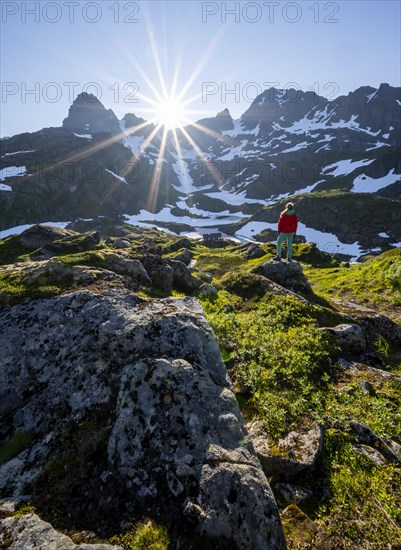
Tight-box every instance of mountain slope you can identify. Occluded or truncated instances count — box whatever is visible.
[1,84,400,259]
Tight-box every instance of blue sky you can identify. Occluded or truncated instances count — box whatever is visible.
[1,0,400,136]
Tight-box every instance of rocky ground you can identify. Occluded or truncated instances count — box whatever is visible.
[0,222,400,548]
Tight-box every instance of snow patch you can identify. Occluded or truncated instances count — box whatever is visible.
[73,133,92,139]
[378,232,390,238]
[205,190,264,206]
[0,166,27,180]
[0,184,12,191]
[123,134,146,156]
[352,169,401,193]
[2,150,35,157]
[324,158,375,177]
[124,207,246,231]
[105,169,128,184]
[235,221,276,240]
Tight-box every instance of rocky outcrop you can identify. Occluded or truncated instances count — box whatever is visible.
[19,224,75,249]
[348,421,401,465]
[142,254,174,293]
[247,421,324,478]
[0,289,285,548]
[169,260,200,293]
[321,323,366,356]
[0,499,120,550]
[252,259,312,293]
[272,483,313,506]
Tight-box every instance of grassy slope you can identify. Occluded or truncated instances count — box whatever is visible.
[193,241,401,548]
[1,231,400,548]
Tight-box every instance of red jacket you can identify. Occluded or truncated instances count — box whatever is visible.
[278,211,298,234]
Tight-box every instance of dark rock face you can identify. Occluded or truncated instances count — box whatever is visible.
[142,254,174,292]
[169,260,200,293]
[241,88,324,132]
[0,289,285,548]
[62,93,122,135]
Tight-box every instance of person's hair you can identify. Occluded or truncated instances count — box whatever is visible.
[280,202,294,216]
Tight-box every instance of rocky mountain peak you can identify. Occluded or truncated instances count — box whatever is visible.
[62,92,121,135]
[195,108,234,133]
[121,112,147,129]
[240,87,326,131]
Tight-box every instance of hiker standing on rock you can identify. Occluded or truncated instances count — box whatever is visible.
[274,202,298,262]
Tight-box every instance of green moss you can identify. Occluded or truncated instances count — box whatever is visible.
[13,504,35,518]
[110,520,170,550]
[220,272,271,299]
[0,431,33,465]
[0,268,74,307]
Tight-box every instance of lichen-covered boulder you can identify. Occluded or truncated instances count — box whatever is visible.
[0,289,285,548]
[198,283,218,298]
[171,248,192,265]
[113,238,132,249]
[247,420,324,478]
[100,251,151,288]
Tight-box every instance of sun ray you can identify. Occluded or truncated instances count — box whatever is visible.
[146,125,169,212]
[178,127,224,188]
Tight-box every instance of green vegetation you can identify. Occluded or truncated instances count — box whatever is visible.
[201,291,335,438]
[196,242,401,547]
[13,503,35,518]
[0,431,33,465]
[316,430,401,547]
[304,248,401,314]
[110,520,170,550]
[0,234,32,265]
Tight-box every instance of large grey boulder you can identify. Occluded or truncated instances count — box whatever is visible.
[252,259,311,293]
[0,289,285,548]
[101,251,151,288]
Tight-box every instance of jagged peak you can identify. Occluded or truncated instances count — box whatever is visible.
[71,92,104,106]
[121,112,147,128]
[216,108,232,119]
[62,93,121,134]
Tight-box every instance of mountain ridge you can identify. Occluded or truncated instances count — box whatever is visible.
[1,83,400,260]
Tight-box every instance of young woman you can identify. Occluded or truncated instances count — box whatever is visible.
[274,202,298,261]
